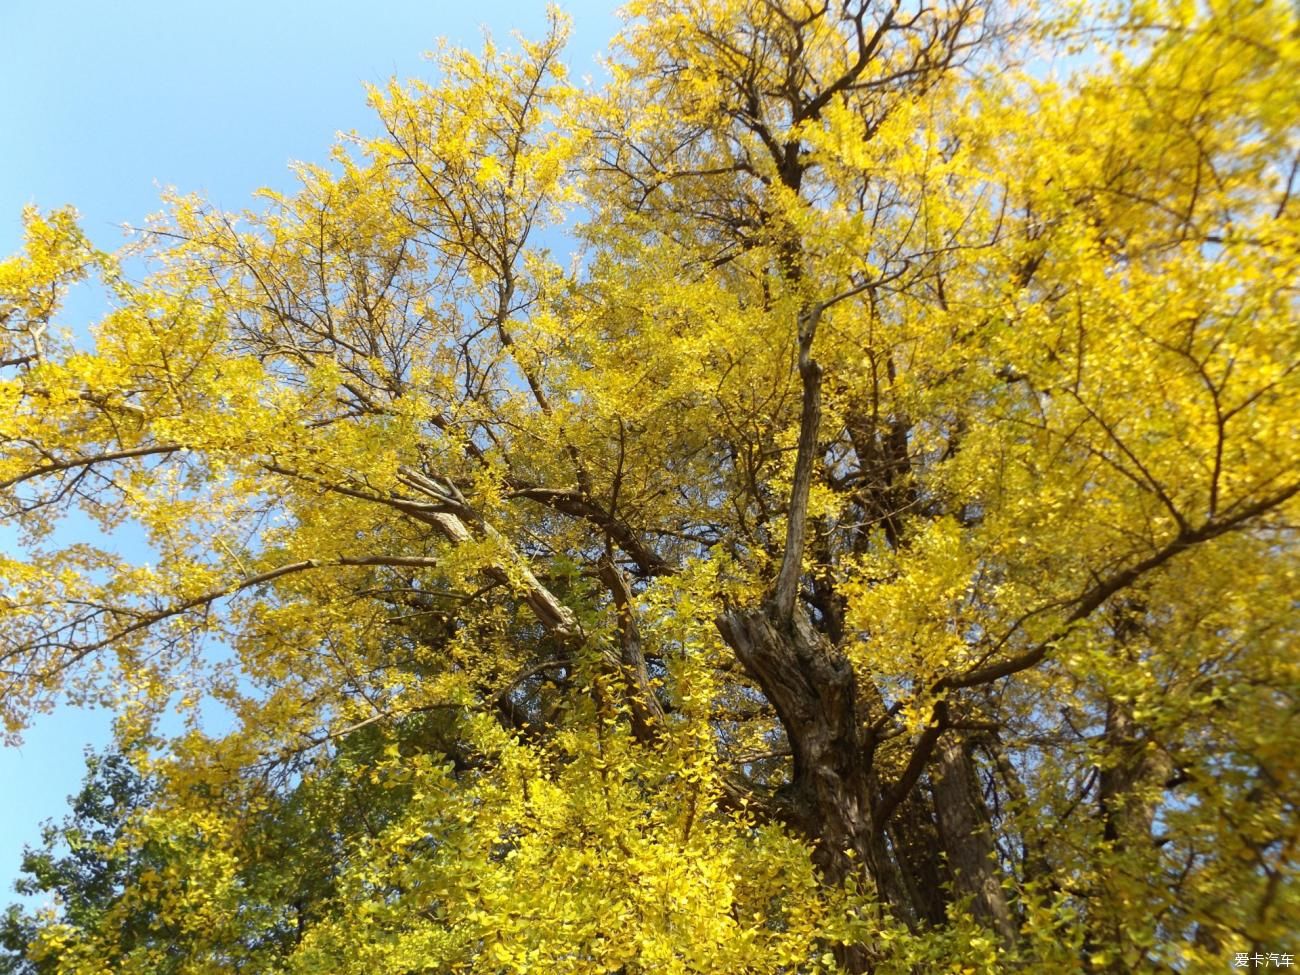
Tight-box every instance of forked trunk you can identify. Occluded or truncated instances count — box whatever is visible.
[717,605,917,972]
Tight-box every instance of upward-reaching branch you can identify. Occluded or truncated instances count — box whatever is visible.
[772,303,824,620]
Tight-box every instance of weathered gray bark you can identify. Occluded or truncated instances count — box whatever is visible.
[597,556,665,745]
[715,606,874,884]
[716,603,884,973]
[712,290,935,971]
[932,736,1018,946]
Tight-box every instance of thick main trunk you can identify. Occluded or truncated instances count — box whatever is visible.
[717,604,926,972]
[713,294,943,970]
[716,605,873,883]
[932,736,1018,946]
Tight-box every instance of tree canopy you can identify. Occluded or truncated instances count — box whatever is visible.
[2,1,1297,971]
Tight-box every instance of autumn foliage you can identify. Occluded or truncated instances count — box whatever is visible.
[1,1,1297,971]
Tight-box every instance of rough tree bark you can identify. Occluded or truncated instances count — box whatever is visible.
[932,735,1018,946]
[716,302,914,971]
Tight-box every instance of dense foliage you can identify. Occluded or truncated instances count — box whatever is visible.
[2,1,1297,971]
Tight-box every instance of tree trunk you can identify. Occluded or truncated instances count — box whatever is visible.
[717,604,923,972]
[1089,699,1176,970]
[886,790,951,927]
[716,605,873,884]
[1098,701,1171,845]
[932,735,1018,946]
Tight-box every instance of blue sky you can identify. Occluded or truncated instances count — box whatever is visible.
[0,0,620,904]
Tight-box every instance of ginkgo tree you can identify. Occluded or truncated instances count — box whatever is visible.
[2,0,1297,972]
